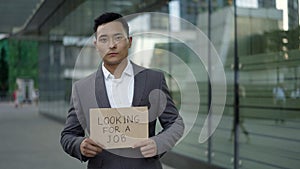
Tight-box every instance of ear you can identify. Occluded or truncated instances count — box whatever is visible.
[128,37,132,48]
[94,40,98,51]
[93,39,97,46]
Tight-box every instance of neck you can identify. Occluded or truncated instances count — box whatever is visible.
[104,59,128,79]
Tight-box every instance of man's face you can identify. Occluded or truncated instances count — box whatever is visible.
[94,21,132,66]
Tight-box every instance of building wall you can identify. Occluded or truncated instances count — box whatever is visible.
[36,0,300,169]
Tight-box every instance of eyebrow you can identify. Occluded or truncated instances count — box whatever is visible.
[98,33,124,39]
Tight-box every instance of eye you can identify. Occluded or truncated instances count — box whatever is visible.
[99,37,108,43]
[114,35,124,41]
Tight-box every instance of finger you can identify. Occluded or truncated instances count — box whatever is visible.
[85,138,105,151]
[133,138,155,148]
[132,140,148,148]
[83,149,98,157]
[84,143,102,153]
[87,138,106,149]
[140,144,156,154]
[141,149,156,157]
[140,139,157,157]
[81,145,98,157]
[140,144,154,152]
[84,152,98,157]
[85,138,99,146]
[81,139,102,155]
[141,139,156,149]
[141,147,155,154]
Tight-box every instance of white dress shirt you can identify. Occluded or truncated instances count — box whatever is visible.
[102,60,134,108]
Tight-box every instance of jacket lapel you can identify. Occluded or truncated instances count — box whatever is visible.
[95,66,111,108]
[131,62,146,106]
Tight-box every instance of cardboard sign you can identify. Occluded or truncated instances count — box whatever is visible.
[90,107,148,149]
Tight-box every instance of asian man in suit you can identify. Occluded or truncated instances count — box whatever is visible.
[60,12,184,169]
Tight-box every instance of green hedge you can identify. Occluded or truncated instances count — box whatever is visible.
[0,39,38,95]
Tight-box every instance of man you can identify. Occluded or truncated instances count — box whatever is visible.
[60,12,184,169]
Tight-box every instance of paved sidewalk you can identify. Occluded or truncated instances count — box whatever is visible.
[0,102,174,169]
[0,102,85,169]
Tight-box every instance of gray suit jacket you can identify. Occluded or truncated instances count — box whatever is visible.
[60,62,184,169]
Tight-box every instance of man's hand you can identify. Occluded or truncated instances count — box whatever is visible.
[80,138,103,157]
[133,139,157,158]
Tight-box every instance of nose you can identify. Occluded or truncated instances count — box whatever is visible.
[108,39,117,49]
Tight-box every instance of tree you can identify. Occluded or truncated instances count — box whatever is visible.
[0,47,8,98]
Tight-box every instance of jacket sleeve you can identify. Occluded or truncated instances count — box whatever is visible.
[60,84,88,162]
[151,72,185,155]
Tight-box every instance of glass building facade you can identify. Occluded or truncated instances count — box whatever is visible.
[28,0,300,169]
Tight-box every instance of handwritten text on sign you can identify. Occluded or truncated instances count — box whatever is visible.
[90,107,148,149]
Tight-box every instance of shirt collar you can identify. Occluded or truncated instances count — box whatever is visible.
[123,60,133,77]
[102,59,133,80]
[102,63,112,80]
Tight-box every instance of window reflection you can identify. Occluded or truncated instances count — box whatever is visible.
[36,0,300,169]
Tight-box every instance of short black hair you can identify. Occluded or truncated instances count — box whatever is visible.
[93,12,129,37]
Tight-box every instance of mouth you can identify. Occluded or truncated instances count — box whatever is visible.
[107,52,118,57]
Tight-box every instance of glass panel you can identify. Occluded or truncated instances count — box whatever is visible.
[237,0,300,169]
[35,0,300,169]
[128,11,210,163]
[209,5,235,169]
